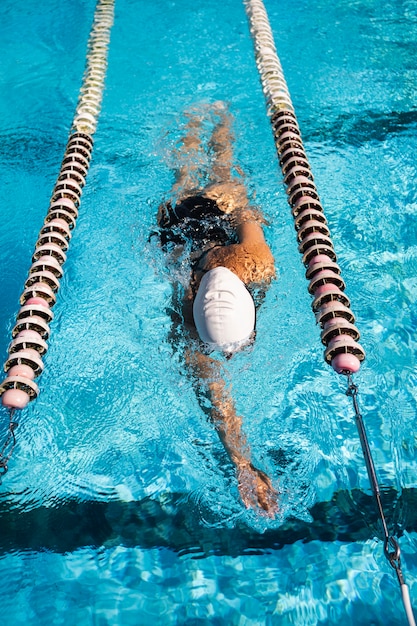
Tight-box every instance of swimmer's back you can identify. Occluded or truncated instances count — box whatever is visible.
[201,239,275,287]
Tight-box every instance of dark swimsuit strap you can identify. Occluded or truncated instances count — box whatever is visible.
[189,244,224,298]
[193,244,222,273]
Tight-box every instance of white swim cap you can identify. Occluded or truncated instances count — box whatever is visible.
[193,266,255,353]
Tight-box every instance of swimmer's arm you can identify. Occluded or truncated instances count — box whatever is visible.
[187,350,278,516]
[236,220,268,246]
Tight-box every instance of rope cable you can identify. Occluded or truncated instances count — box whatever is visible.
[244,0,415,623]
[0,0,115,470]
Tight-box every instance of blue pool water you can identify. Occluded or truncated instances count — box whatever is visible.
[0,0,417,623]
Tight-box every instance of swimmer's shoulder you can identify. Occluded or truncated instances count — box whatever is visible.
[202,241,275,286]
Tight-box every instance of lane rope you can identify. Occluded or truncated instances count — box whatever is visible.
[0,0,115,472]
[243,0,416,623]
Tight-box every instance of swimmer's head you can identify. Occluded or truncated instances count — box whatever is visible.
[193,266,256,354]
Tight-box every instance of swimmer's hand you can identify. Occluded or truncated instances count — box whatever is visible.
[237,459,278,518]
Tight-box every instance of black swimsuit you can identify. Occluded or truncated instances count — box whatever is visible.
[157,195,237,255]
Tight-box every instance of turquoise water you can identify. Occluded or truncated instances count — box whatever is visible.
[0,0,416,623]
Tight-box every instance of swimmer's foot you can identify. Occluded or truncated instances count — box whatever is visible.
[203,181,250,215]
[202,182,266,226]
[237,459,279,518]
[212,100,229,113]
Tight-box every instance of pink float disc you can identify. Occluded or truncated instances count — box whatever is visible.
[314,283,342,297]
[2,388,30,409]
[7,364,36,380]
[331,352,361,374]
[308,254,334,268]
[24,297,50,308]
[15,329,43,340]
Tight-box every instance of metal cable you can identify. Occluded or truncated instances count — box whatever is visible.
[346,375,415,626]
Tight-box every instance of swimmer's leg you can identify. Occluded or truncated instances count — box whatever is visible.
[203,106,251,214]
[208,105,235,183]
[170,108,209,199]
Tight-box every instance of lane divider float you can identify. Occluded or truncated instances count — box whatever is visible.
[243,1,416,624]
[244,0,365,376]
[0,0,115,418]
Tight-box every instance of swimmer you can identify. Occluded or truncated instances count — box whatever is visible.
[156,103,278,516]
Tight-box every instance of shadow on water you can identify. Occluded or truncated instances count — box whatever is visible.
[0,487,415,556]
[305,109,417,145]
